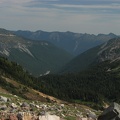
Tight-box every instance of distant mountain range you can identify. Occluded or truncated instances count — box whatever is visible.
[0,28,73,76]
[60,38,120,73]
[1,28,120,108]
[0,28,119,76]
[14,30,118,56]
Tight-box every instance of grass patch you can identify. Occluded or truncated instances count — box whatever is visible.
[64,116,76,120]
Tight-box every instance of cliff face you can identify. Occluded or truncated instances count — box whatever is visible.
[97,38,120,62]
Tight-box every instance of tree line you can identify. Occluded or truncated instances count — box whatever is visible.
[0,56,120,109]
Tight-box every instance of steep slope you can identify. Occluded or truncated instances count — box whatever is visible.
[38,59,120,109]
[60,38,120,73]
[97,38,120,62]
[14,30,118,55]
[1,51,120,110]
[0,29,73,76]
[0,28,12,34]
[0,57,66,103]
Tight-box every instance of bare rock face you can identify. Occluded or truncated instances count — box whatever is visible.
[98,38,120,62]
[9,114,18,120]
[22,113,32,120]
[0,96,7,102]
[98,102,120,120]
[38,114,60,120]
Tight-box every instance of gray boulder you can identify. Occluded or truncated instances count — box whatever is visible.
[0,105,7,110]
[98,102,120,120]
[11,103,17,108]
[0,96,7,102]
[87,112,97,120]
[17,112,23,120]
[21,102,29,107]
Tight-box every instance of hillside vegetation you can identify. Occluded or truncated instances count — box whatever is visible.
[0,29,73,76]
[1,56,120,109]
[60,38,120,73]
[0,56,100,120]
[0,56,67,103]
[1,38,120,110]
[38,60,120,109]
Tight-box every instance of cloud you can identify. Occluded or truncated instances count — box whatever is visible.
[0,0,120,34]
[52,3,120,15]
[36,0,59,1]
[53,4,120,9]
[22,0,120,15]
[0,0,28,5]
[0,0,33,9]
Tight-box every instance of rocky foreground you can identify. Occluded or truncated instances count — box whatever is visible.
[0,92,99,120]
[1,92,120,120]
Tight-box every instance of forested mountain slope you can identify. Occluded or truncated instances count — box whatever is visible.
[38,60,120,109]
[0,28,73,76]
[60,38,120,73]
[1,55,120,109]
[0,56,64,103]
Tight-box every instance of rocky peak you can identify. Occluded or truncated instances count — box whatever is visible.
[0,28,12,35]
[108,33,117,38]
[98,38,120,62]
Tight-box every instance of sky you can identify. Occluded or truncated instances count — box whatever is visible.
[0,0,120,34]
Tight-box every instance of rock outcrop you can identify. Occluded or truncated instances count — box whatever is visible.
[0,94,97,120]
[98,102,120,120]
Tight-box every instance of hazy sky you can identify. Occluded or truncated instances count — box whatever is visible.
[0,0,120,34]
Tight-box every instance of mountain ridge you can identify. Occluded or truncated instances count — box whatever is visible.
[60,37,120,73]
[14,30,118,55]
[0,29,73,76]
[1,31,120,110]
